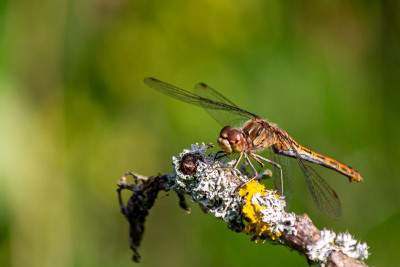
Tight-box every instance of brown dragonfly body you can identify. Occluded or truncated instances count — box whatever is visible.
[224,116,363,182]
[144,77,364,218]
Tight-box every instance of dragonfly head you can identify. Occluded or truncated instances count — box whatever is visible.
[218,126,246,154]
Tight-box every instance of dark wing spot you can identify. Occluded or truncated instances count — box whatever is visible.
[332,190,340,200]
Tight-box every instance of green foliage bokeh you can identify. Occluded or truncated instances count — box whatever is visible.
[1,1,399,266]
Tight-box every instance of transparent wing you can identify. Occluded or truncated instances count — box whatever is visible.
[144,78,256,126]
[276,132,342,219]
[298,161,342,219]
[193,82,251,127]
[194,82,238,107]
[269,149,294,208]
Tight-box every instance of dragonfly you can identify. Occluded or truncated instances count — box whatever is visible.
[144,77,364,219]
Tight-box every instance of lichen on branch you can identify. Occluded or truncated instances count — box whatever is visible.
[117,143,369,266]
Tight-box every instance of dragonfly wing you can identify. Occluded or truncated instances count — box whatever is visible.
[144,78,256,126]
[193,82,254,127]
[269,148,294,208]
[298,160,342,219]
[194,82,239,107]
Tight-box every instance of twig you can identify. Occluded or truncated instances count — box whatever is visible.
[117,144,369,266]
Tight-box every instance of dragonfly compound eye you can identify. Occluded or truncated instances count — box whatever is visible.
[228,130,243,144]
[220,126,232,138]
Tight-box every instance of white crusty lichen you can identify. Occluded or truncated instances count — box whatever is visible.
[249,190,297,238]
[307,229,338,262]
[307,229,369,265]
[171,143,247,230]
[335,232,369,260]
[171,143,296,236]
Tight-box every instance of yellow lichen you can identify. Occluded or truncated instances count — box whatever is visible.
[239,180,282,241]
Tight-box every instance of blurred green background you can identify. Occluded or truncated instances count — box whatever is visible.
[1,0,399,266]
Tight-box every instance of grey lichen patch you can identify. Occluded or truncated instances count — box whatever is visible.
[251,191,297,237]
[171,143,246,231]
[307,229,369,266]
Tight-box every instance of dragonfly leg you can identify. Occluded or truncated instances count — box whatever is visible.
[215,152,243,179]
[214,151,228,160]
[235,153,260,190]
[251,153,284,195]
[244,153,258,178]
[249,154,265,174]
[232,152,244,169]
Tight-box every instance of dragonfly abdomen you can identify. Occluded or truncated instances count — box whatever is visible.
[296,145,363,182]
[273,133,363,182]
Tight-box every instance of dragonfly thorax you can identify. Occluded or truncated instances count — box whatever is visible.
[218,126,247,155]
